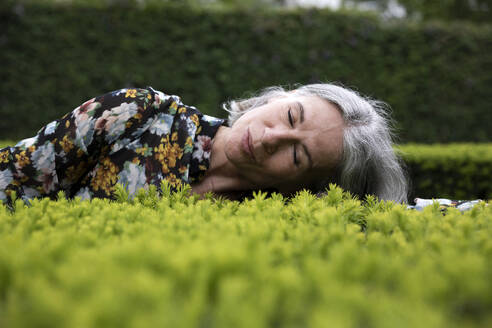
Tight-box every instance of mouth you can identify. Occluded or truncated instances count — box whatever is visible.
[242,128,256,162]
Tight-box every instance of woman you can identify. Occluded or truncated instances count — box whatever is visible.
[0,84,408,206]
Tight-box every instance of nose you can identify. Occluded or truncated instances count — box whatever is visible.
[261,127,296,154]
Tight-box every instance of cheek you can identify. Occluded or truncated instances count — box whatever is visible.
[261,151,298,178]
[224,129,245,162]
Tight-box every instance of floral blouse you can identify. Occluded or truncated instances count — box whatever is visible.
[0,87,225,206]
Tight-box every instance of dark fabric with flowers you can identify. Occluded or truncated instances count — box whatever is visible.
[0,87,225,205]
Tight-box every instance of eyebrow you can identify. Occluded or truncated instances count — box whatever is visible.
[296,101,313,169]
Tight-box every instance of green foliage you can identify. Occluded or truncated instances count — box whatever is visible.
[1,2,491,142]
[402,0,492,22]
[0,185,491,327]
[398,143,492,200]
[346,0,492,23]
[0,141,16,148]
[1,0,288,9]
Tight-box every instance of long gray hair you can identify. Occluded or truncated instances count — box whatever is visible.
[223,83,408,203]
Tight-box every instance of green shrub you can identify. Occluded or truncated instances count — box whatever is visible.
[1,2,491,142]
[0,186,491,328]
[0,141,16,148]
[398,143,492,200]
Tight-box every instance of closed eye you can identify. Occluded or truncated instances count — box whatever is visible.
[288,108,299,166]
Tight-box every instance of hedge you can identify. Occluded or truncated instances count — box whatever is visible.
[0,186,491,328]
[1,2,491,142]
[398,143,492,200]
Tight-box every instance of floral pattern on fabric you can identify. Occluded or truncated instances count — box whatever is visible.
[0,87,225,205]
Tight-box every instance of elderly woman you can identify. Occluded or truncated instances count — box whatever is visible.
[0,84,408,206]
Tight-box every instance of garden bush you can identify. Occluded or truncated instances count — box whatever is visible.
[1,2,491,142]
[0,185,491,328]
[398,143,492,200]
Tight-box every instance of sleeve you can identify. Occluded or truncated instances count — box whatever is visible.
[2,88,160,204]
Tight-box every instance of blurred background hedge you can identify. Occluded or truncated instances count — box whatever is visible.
[397,143,492,200]
[1,1,491,142]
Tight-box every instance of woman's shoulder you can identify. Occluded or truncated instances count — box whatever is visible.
[89,87,186,113]
[96,86,175,101]
[95,87,216,121]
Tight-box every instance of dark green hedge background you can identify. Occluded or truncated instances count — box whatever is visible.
[397,144,492,200]
[1,3,491,142]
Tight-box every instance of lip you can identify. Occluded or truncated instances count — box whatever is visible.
[242,128,256,162]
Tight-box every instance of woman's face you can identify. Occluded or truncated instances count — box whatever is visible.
[224,95,345,194]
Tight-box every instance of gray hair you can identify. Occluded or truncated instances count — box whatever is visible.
[223,83,408,204]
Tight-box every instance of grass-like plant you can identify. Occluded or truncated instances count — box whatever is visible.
[0,184,490,327]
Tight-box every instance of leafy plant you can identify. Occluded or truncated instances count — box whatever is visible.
[0,185,490,327]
